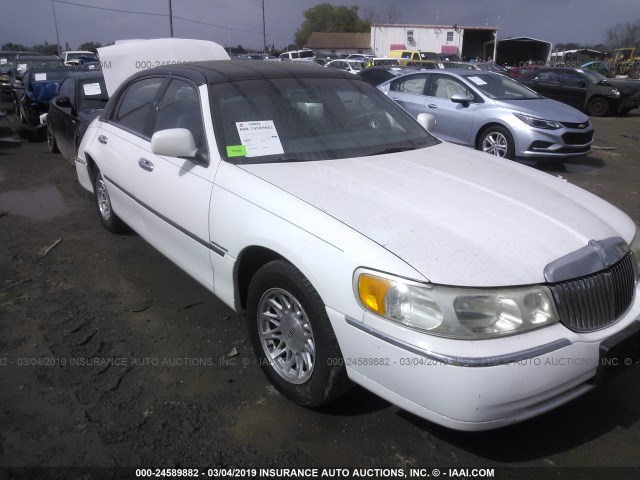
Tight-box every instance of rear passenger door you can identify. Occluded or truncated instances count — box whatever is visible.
[387,74,428,118]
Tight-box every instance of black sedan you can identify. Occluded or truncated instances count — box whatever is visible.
[47,70,107,159]
[518,67,640,116]
[357,66,421,86]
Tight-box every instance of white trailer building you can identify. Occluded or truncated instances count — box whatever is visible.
[370,24,497,61]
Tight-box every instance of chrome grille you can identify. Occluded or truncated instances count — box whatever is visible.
[549,252,636,332]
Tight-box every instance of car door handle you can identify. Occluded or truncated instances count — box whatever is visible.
[427,104,437,109]
[98,135,108,144]
[138,158,154,172]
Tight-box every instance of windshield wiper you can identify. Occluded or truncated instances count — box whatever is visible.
[367,147,416,156]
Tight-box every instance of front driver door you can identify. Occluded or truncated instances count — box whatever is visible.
[130,77,217,291]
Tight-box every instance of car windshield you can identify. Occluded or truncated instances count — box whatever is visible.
[79,78,108,109]
[28,69,71,84]
[210,76,439,164]
[579,69,606,84]
[463,73,541,100]
[348,61,367,71]
[68,52,97,61]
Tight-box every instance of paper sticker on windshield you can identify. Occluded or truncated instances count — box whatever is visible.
[18,63,27,71]
[236,120,284,158]
[34,73,47,81]
[0,59,6,65]
[83,82,102,96]
[468,76,488,85]
[226,145,247,157]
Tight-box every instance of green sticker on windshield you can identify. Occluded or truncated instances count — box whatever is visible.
[226,145,247,157]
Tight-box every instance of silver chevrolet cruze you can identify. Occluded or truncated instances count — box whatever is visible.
[378,69,594,160]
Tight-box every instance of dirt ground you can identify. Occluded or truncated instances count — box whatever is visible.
[1,93,639,479]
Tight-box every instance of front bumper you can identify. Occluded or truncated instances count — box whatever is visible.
[329,281,640,431]
[514,124,594,159]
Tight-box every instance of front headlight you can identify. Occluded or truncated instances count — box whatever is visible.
[513,112,562,130]
[630,225,640,280]
[356,270,559,339]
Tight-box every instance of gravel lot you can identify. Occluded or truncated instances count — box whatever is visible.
[1,93,639,479]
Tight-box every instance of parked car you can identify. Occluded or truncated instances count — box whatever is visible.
[325,59,367,74]
[47,70,108,159]
[277,49,315,63]
[60,50,98,66]
[1,51,34,92]
[357,65,420,86]
[14,67,72,135]
[76,53,640,431]
[10,55,63,111]
[378,69,594,160]
[517,67,640,116]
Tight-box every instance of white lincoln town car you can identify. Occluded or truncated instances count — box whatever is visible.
[74,57,640,431]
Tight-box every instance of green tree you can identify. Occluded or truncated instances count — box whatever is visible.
[1,42,30,51]
[606,19,640,49]
[294,3,370,47]
[32,43,60,55]
[78,41,103,53]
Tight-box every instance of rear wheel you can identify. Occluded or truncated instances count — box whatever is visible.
[93,169,125,233]
[587,97,609,117]
[247,260,350,407]
[479,126,515,160]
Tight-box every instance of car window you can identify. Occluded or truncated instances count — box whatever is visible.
[57,77,75,100]
[430,75,473,99]
[153,78,206,152]
[535,71,560,83]
[459,73,538,100]
[210,77,439,164]
[113,77,164,136]
[559,72,584,87]
[78,77,108,110]
[390,75,427,95]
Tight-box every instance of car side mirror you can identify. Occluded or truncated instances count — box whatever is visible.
[56,96,72,108]
[151,128,198,158]
[417,112,436,132]
[450,93,471,107]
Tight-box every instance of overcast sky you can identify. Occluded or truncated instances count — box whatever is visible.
[2,0,636,50]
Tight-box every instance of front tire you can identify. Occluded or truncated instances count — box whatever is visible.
[93,169,125,233]
[247,260,349,407]
[479,126,515,160]
[47,124,59,153]
[587,97,609,117]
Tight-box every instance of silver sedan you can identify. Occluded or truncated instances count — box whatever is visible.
[378,69,594,160]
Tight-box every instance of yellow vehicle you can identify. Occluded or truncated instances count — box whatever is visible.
[609,47,640,78]
[389,50,439,66]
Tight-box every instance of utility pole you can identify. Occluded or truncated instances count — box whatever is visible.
[51,0,62,57]
[262,0,267,53]
[169,0,174,37]
[493,16,500,62]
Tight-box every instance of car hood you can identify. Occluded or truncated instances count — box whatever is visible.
[605,79,640,95]
[239,142,634,286]
[494,97,589,122]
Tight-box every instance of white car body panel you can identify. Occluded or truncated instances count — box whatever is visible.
[240,142,635,286]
